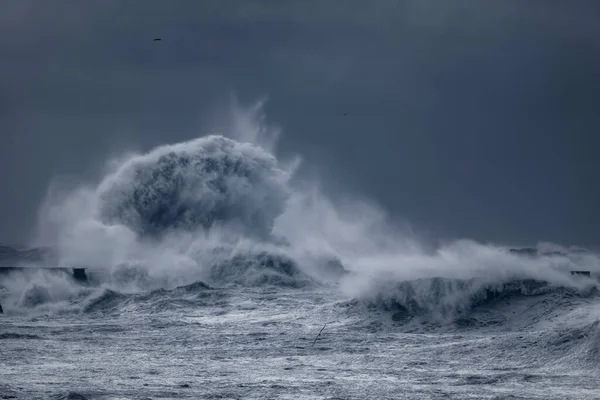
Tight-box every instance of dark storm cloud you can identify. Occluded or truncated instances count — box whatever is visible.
[1,1,600,247]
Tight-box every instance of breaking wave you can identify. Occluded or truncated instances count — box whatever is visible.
[28,104,312,291]
[1,100,599,336]
[81,279,226,315]
[210,251,313,288]
[96,135,290,239]
[360,277,599,324]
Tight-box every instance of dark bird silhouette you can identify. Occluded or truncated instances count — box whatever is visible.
[153,38,162,42]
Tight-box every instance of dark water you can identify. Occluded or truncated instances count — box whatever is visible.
[2,274,600,400]
[2,133,600,399]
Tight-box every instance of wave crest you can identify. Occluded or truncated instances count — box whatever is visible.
[210,251,313,288]
[363,277,599,323]
[97,135,290,239]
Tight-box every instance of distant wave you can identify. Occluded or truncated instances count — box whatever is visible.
[18,283,54,308]
[0,244,56,267]
[3,103,597,332]
[361,277,599,323]
[209,251,313,288]
[80,253,313,314]
[80,277,237,315]
[82,288,129,313]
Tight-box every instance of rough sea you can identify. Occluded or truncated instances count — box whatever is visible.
[1,110,599,399]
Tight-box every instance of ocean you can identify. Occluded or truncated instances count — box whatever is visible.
[1,111,599,399]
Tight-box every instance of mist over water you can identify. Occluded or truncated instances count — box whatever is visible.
[3,101,600,399]
[1,100,598,319]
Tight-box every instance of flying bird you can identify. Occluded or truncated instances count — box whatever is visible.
[153,38,162,42]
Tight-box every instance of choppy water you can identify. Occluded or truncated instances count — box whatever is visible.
[2,273,600,400]
[2,109,600,399]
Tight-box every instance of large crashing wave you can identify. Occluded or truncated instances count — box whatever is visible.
[26,126,347,294]
[367,277,596,314]
[210,251,313,288]
[337,240,600,328]
[96,135,290,239]
[357,275,600,328]
[14,103,599,328]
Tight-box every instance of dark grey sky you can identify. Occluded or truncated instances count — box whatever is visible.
[1,1,600,247]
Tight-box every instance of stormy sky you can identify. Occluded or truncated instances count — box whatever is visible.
[1,1,599,247]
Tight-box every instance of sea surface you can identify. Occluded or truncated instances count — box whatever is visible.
[2,131,600,399]
[2,267,600,399]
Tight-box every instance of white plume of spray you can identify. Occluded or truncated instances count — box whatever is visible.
[31,99,298,292]
[22,98,600,316]
[279,183,600,320]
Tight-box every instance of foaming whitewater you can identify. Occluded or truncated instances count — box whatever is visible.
[97,135,289,239]
[3,102,600,313]
[3,102,600,399]
[30,131,298,291]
